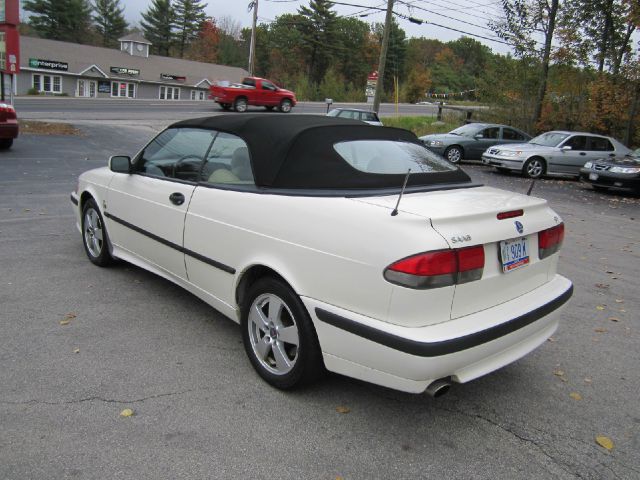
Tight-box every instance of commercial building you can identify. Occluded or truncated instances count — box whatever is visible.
[15,34,247,100]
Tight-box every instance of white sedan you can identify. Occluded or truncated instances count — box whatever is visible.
[71,115,573,397]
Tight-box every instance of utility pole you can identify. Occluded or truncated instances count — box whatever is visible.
[248,0,258,76]
[373,0,394,114]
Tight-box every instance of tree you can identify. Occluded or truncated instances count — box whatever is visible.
[491,0,561,128]
[297,0,339,85]
[92,0,128,48]
[174,0,208,58]
[557,0,636,74]
[333,17,378,87]
[184,18,219,63]
[141,0,175,56]
[216,16,247,68]
[24,0,93,43]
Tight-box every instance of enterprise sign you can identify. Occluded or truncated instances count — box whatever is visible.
[110,66,140,76]
[29,58,69,71]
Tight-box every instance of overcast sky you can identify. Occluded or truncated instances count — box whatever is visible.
[120,0,511,55]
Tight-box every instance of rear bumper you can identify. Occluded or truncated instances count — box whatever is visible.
[0,122,19,139]
[304,275,573,393]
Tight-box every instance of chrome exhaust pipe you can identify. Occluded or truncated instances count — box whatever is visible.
[425,378,451,398]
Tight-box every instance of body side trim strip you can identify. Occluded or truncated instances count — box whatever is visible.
[315,284,573,357]
[103,211,236,274]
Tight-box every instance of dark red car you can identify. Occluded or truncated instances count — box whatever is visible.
[0,103,18,149]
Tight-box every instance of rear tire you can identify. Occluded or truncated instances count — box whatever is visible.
[241,277,323,389]
[0,138,13,149]
[592,185,609,192]
[81,199,113,267]
[265,106,275,111]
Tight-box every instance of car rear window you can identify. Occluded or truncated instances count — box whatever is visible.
[334,140,457,174]
[361,112,380,122]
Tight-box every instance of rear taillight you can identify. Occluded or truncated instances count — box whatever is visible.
[384,245,485,289]
[0,103,16,120]
[538,223,564,259]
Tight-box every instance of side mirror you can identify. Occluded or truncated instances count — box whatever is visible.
[109,155,131,173]
[474,134,484,140]
[561,145,572,151]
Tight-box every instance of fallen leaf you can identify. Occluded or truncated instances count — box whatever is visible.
[609,317,620,322]
[553,370,565,377]
[59,319,71,326]
[584,378,592,384]
[594,283,609,289]
[569,392,582,401]
[547,336,556,342]
[120,408,134,417]
[615,299,624,303]
[596,305,605,311]
[596,435,614,451]
[73,348,80,354]
[64,313,77,319]
[336,406,351,414]
[594,328,607,333]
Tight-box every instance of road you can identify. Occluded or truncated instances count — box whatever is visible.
[1,120,638,480]
[13,96,442,121]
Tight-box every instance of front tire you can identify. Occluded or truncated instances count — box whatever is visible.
[279,99,293,113]
[81,199,113,267]
[444,145,463,164]
[234,97,248,113]
[241,277,323,389]
[523,157,545,179]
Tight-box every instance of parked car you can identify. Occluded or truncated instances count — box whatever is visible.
[579,147,640,194]
[420,123,531,164]
[326,108,383,126]
[209,77,297,113]
[482,131,631,179]
[0,103,18,149]
[71,114,572,396]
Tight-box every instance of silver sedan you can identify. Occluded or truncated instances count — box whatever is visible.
[482,131,631,178]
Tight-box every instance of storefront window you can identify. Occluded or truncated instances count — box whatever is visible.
[160,86,180,100]
[111,81,135,98]
[33,74,62,94]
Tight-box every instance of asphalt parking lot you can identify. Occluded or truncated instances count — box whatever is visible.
[1,124,638,480]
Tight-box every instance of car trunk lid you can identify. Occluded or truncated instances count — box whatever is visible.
[353,186,560,320]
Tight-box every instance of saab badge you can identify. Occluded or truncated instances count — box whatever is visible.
[515,221,524,234]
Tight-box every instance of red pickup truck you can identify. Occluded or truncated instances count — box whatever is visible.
[209,77,297,113]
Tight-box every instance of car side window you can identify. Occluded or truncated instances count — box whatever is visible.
[587,137,614,151]
[481,127,500,139]
[563,135,588,150]
[203,132,255,185]
[134,128,216,181]
[361,112,379,122]
[502,128,526,141]
[242,78,256,88]
[261,81,276,91]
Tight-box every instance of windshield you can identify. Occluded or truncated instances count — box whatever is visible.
[529,132,569,147]
[449,124,481,137]
[334,140,457,174]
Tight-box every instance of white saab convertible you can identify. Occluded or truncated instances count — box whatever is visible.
[71,115,573,397]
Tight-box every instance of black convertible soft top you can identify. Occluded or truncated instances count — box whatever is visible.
[171,114,471,190]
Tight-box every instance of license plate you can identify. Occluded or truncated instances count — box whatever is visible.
[500,237,530,273]
[589,173,599,181]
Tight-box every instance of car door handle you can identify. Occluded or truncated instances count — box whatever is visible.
[579,152,586,156]
[169,192,185,205]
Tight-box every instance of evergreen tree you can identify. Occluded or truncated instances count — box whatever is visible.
[297,0,339,85]
[141,0,176,56]
[174,0,208,58]
[24,0,93,43]
[92,0,128,48]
